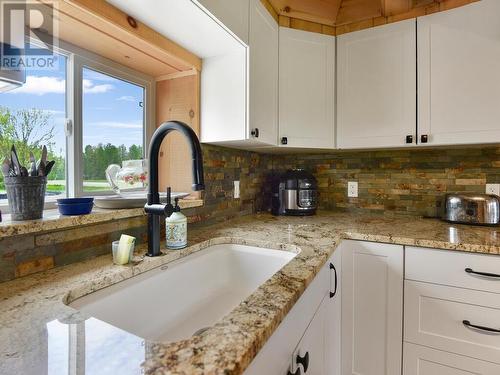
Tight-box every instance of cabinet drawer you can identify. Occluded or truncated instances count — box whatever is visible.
[406,246,500,294]
[404,280,500,364]
[404,342,500,375]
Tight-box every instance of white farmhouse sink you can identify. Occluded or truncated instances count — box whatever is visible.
[70,244,296,342]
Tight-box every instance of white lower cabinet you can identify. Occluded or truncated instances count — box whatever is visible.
[290,296,328,375]
[405,280,500,364]
[341,240,404,375]
[404,246,500,374]
[247,242,500,375]
[326,248,341,375]
[244,248,340,375]
[404,342,500,375]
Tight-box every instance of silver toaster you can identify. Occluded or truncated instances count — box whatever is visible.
[442,193,500,225]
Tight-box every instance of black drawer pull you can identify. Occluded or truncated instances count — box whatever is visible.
[330,263,337,298]
[463,320,500,333]
[465,268,500,279]
[296,352,309,373]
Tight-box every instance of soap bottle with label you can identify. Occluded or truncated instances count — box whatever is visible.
[165,197,187,249]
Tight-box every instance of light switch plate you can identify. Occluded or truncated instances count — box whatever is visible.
[348,181,358,198]
[234,180,240,199]
[486,183,500,196]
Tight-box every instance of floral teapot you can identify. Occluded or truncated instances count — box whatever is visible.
[105,159,148,194]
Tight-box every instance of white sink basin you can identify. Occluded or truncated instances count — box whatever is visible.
[70,244,297,342]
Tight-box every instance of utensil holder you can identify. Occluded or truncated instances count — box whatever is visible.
[4,176,47,220]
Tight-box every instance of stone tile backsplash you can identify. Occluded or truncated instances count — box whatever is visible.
[1,144,499,282]
[269,146,500,217]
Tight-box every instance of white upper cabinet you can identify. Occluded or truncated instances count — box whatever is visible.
[248,0,279,146]
[417,0,500,146]
[279,28,335,149]
[200,47,247,144]
[198,0,278,147]
[337,20,416,149]
[197,0,250,44]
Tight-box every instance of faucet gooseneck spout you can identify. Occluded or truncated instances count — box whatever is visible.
[144,121,205,257]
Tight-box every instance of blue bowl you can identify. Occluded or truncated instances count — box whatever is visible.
[57,197,94,205]
[57,198,94,216]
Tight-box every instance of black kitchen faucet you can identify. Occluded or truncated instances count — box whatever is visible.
[144,121,204,257]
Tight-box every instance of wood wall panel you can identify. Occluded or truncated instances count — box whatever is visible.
[156,75,201,197]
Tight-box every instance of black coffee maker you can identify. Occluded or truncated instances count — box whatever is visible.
[271,169,318,216]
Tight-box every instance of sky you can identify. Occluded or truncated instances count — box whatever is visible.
[0,54,144,157]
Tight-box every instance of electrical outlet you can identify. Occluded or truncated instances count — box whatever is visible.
[486,183,500,196]
[348,181,358,198]
[234,180,240,199]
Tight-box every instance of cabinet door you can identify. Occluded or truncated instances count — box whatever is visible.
[404,342,500,375]
[326,249,341,375]
[341,240,403,375]
[243,255,330,375]
[292,296,327,375]
[279,27,335,149]
[197,0,249,44]
[337,20,416,149]
[417,0,500,146]
[248,0,278,145]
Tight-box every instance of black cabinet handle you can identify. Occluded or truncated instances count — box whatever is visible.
[420,134,428,143]
[281,137,288,145]
[287,367,301,375]
[296,352,309,373]
[330,263,337,298]
[465,268,500,279]
[405,135,413,144]
[250,128,259,138]
[463,320,500,333]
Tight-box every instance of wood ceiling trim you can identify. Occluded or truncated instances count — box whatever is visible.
[270,0,341,26]
[381,0,412,16]
[261,0,280,22]
[279,15,337,35]
[335,0,382,26]
[61,0,202,72]
[56,6,183,76]
[267,0,480,36]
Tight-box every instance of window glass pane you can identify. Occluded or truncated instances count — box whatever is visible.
[82,68,145,193]
[0,54,67,205]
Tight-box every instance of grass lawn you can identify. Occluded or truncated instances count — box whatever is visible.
[0,180,111,194]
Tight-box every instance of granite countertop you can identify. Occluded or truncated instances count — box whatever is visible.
[1,212,500,375]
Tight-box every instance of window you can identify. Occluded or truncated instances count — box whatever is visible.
[0,41,154,210]
[0,53,67,205]
[81,68,145,193]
